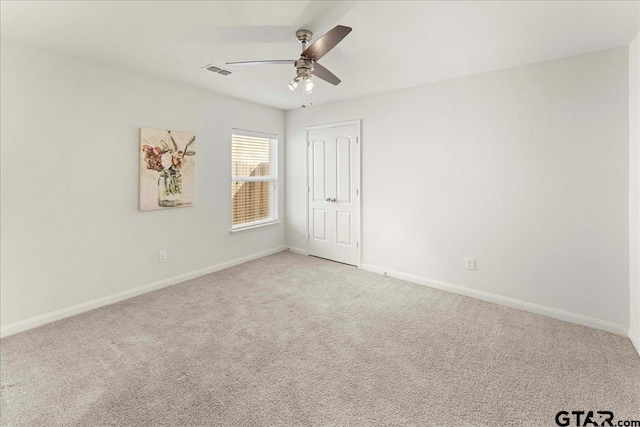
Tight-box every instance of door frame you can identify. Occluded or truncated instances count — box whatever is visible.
[305,119,362,267]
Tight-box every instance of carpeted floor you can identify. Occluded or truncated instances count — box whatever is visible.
[1,251,639,426]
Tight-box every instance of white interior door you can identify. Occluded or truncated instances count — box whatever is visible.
[308,122,360,266]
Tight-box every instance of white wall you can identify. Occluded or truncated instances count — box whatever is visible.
[0,40,286,330]
[630,33,640,353]
[286,47,630,330]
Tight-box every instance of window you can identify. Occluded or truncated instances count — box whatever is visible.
[231,130,278,229]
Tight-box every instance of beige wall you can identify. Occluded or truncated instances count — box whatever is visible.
[0,40,286,329]
[630,32,640,354]
[286,48,630,331]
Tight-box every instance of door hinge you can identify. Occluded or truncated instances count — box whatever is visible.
[356,188,359,196]
[308,233,310,239]
[308,140,310,147]
[356,136,359,143]
[308,186,310,193]
[357,241,359,248]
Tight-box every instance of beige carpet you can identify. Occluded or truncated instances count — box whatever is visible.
[1,251,639,426]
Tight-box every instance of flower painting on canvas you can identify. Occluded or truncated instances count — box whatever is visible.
[139,128,195,210]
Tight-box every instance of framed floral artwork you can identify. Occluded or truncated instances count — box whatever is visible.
[139,128,196,210]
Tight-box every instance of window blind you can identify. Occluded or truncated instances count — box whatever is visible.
[232,132,278,228]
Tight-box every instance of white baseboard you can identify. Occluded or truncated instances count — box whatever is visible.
[0,246,287,338]
[630,330,640,357]
[360,263,629,337]
[287,246,308,256]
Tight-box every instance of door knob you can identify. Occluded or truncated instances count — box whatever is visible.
[325,197,331,202]
[330,198,337,202]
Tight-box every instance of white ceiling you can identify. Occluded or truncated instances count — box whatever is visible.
[1,1,638,110]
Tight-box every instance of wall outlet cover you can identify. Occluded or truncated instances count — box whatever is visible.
[465,257,475,270]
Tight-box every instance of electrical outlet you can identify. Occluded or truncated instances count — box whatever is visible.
[158,251,167,263]
[465,257,475,270]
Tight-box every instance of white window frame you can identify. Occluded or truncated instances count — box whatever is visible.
[231,129,279,231]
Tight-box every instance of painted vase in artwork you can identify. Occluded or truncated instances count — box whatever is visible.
[139,128,195,211]
[158,169,183,207]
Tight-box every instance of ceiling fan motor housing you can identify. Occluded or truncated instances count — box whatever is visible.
[295,58,313,80]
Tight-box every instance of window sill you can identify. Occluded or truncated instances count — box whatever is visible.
[230,220,282,233]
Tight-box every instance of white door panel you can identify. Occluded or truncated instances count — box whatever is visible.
[308,123,360,266]
[336,136,351,203]
[312,139,325,201]
[336,211,351,245]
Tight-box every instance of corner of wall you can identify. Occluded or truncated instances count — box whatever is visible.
[629,31,640,356]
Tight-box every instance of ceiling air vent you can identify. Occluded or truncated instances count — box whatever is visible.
[203,64,232,76]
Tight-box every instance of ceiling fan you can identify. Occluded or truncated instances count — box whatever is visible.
[226,25,352,94]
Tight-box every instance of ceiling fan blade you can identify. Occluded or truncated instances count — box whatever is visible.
[312,62,341,85]
[226,60,295,66]
[301,25,352,62]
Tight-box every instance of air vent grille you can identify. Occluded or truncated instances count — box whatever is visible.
[203,64,232,76]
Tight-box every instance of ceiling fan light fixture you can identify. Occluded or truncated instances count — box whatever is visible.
[288,78,299,91]
[304,77,314,92]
